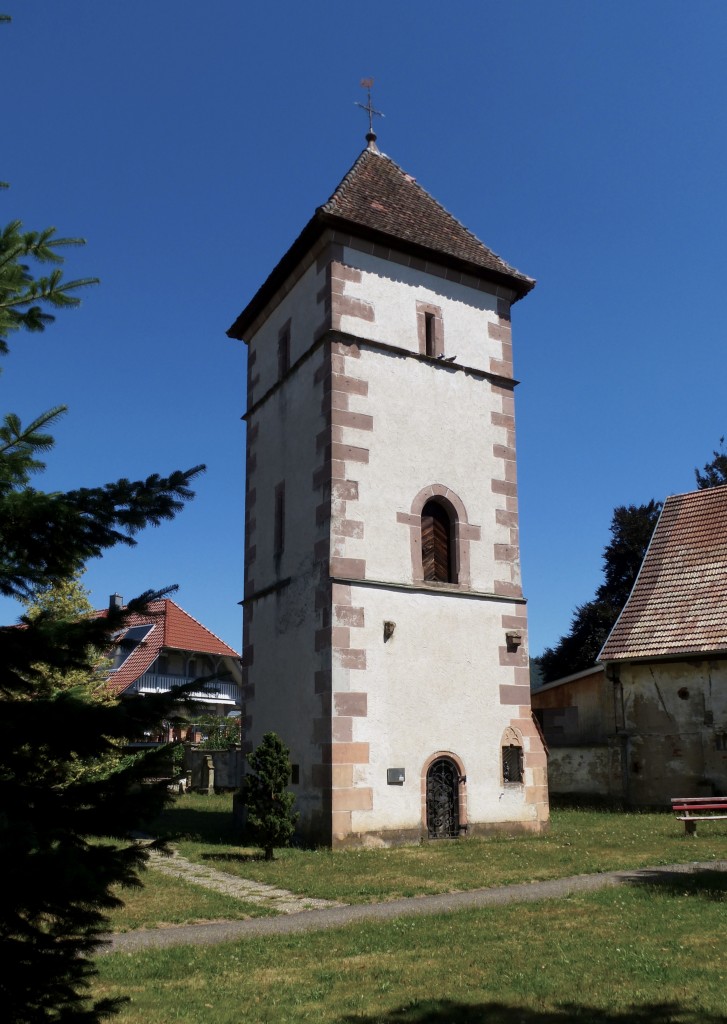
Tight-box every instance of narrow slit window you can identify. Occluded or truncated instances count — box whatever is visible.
[424,313,436,357]
[417,303,443,358]
[274,482,285,555]
[278,325,290,379]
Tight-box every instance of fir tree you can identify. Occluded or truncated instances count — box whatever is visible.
[241,733,298,861]
[0,219,97,353]
[0,206,204,1021]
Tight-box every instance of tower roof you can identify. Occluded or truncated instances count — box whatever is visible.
[228,146,534,341]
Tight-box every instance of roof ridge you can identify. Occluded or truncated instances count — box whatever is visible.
[664,482,727,503]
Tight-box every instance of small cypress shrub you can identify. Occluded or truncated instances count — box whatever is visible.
[241,732,298,860]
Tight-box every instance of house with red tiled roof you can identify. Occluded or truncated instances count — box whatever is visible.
[533,486,727,806]
[105,596,242,736]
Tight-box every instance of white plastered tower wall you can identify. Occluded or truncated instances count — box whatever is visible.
[232,144,549,846]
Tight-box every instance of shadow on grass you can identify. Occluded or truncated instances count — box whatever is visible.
[549,792,629,812]
[342,1001,724,1024]
[201,851,267,864]
[622,867,727,901]
[145,807,238,844]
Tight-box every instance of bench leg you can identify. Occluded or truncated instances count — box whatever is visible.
[684,819,697,836]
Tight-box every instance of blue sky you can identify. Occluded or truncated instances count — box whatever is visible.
[3,2,726,655]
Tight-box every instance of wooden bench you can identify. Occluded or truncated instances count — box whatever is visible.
[671,796,727,835]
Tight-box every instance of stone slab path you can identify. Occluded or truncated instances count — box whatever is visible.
[145,848,343,914]
[100,859,727,955]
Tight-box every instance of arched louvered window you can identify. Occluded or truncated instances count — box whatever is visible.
[501,727,524,785]
[502,744,524,784]
[421,500,454,583]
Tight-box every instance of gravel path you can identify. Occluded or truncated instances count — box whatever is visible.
[99,859,727,955]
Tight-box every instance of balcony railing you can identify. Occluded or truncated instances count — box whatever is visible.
[133,672,240,704]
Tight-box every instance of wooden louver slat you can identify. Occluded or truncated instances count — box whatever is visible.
[421,500,453,583]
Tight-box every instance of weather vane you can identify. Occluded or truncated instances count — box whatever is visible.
[355,78,384,144]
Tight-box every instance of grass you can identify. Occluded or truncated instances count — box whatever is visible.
[105,870,275,932]
[141,793,727,906]
[104,794,270,931]
[93,871,727,1023]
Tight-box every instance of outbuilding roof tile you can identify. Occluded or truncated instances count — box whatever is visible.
[600,485,727,661]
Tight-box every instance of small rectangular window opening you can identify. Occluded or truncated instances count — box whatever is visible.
[278,326,290,379]
[274,482,285,556]
[290,764,300,784]
[502,745,524,784]
[424,312,436,357]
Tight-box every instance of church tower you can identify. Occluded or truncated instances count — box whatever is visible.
[228,132,548,846]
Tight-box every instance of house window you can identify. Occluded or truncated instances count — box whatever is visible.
[274,481,285,556]
[502,744,524,784]
[157,655,169,676]
[421,499,454,583]
[278,322,290,379]
[290,764,300,784]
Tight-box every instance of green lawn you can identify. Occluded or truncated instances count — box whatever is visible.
[107,869,276,932]
[96,796,727,1021]
[138,793,727,906]
[94,872,727,1024]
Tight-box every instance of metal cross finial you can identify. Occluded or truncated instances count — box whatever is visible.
[356,77,384,146]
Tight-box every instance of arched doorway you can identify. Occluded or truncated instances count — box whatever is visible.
[426,757,460,838]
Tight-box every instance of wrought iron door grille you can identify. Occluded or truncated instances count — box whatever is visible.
[426,758,460,838]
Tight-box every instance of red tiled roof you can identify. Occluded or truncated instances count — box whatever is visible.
[161,600,239,657]
[105,600,239,696]
[228,145,534,341]
[599,485,727,662]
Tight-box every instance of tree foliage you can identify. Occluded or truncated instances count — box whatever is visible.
[18,570,112,702]
[241,732,298,861]
[0,219,97,354]
[539,501,662,683]
[695,436,727,490]
[193,712,241,750]
[0,206,204,1021]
